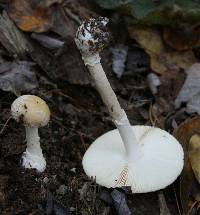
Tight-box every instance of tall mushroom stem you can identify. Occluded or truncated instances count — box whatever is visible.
[25,126,43,156]
[75,17,142,161]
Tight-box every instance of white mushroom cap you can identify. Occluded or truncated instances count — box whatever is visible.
[83,126,184,193]
[11,95,50,127]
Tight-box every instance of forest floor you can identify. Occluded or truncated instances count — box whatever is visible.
[0,0,199,214]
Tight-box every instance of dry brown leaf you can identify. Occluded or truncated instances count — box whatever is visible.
[149,68,185,126]
[189,134,200,184]
[159,69,185,101]
[174,117,200,214]
[65,1,96,21]
[8,0,53,32]
[175,63,200,115]
[51,2,96,38]
[0,61,38,95]
[8,0,96,36]
[158,192,171,215]
[128,25,196,74]
[53,37,91,85]
[163,25,200,51]
[31,0,63,8]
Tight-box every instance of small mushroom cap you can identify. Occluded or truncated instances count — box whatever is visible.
[11,95,50,127]
[82,126,184,193]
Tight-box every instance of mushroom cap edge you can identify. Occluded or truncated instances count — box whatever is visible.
[82,125,184,193]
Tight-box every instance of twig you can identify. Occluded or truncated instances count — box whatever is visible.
[173,185,182,215]
[149,103,158,126]
[64,8,81,25]
[31,33,64,50]
[158,191,171,215]
[0,116,11,136]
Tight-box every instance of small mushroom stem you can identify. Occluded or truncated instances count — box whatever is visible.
[21,125,46,172]
[25,126,43,156]
[75,17,142,160]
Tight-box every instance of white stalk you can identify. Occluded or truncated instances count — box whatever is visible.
[22,126,46,172]
[25,126,42,155]
[75,18,141,160]
[87,57,141,160]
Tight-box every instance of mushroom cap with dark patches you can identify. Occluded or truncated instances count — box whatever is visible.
[11,95,50,127]
[75,17,111,56]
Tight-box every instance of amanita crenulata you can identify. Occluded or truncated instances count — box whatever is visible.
[75,17,184,193]
[11,95,50,172]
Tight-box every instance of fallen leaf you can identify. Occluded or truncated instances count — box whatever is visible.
[8,0,80,36]
[181,156,199,215]
[189,134,200,183]
[163,25,200,51]
[158,192,171,215]
[174,117,200,214]
[186,92,200,115]
[31,33,64,50]
[51,5,76,37]
[95,0,200,26]
[51,2,96,38]
[94,0,129,10]
[159,69,185,101]
[53,37,91,85]
[0,61,38,95]
[31,0,63,8]
[100,190,113,205]
[111,189,131,215]
[128,26,196,74]
[174,117,200,149]
[175,63,200,114]
[64,1,96,21]
[8,0,53,32]
[126,47,149,74]
[8,0,96,36]
[46,189,70,215]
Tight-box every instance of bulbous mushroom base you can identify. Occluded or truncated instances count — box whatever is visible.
[21,150,46,172]
[82,126,184,193]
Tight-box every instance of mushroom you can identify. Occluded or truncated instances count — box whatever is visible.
[11,95,50,172]
[75,17,184,193]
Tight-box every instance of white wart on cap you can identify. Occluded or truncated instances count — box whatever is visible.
[83,126,184,193]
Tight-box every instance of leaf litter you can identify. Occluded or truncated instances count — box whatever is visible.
[175,63,200,114]
[111,189,131,215]
[0,61,38,95]
[174,117,200,214]
[128,25,196,75]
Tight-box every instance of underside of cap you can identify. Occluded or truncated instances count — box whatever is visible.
[82,126,184,193]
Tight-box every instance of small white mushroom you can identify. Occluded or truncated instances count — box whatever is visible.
[11,95,50,172]
[75,17,184,193]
